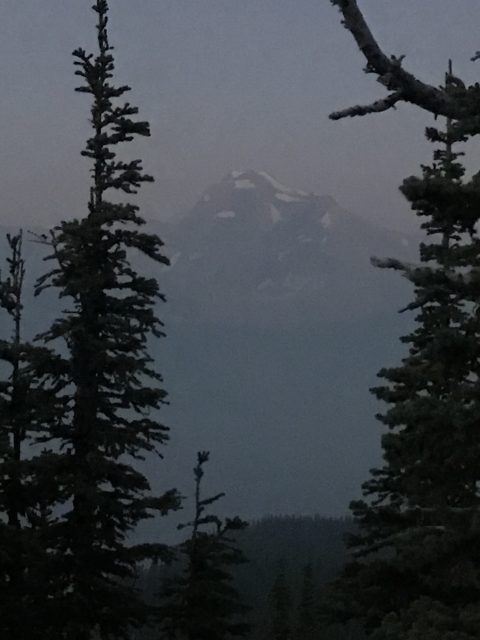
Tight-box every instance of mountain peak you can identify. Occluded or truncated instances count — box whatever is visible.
[159,169,417,327]
[187,169,323,229]
[222,169,311,202]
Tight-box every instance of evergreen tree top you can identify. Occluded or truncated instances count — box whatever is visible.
[159,452,250,640]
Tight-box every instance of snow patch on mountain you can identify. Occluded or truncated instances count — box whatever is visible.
[257,171,294,193]
[278,249,291,261]
[257,171,308,196]
[216,210,236,219]
[257,278,274,291]
[298,234,313,243]
[235,179,255,190]
[321,212,333,229]
[276,193,302,203]
[284,273,309,292]
[270,205,281,224]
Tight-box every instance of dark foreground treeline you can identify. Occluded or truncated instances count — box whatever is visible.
[137,514,357,640]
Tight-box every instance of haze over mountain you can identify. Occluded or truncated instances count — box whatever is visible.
[0,172,418,527]
[141,171,417,526]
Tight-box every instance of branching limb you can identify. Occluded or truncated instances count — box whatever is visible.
[27,231,50,246]
[28,230,65,272]
[330,91,403,120]
[330,0,475,120]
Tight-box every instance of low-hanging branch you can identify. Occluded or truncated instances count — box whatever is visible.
[329,0,480,120]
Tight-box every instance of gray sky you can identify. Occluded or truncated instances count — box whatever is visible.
[3,1,480,231]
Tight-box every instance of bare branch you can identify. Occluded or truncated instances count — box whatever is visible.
[27,230,50,246]
[330,91,403,120]
[471,51,480,62]
[330,0,476,120]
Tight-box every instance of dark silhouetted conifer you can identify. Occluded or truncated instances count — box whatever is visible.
[0,231,35,639]
[325,65,480,640]
[33,2,179,638]
[160,451,250,640]
[0,232,66,639]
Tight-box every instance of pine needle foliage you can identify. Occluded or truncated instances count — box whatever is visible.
[160,451,250,640]
[33,2,179,638]
[325,68,480,640]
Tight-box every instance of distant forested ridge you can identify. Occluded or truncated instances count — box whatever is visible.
[139,514,353,639]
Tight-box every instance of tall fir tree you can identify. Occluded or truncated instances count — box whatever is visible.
[159,451,250,640]
[325,66,480,639]
[33,2,179,638]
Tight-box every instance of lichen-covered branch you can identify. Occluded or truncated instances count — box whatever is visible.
[330,0,478,120]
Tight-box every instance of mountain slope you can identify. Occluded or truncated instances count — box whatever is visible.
[138,172,417,524]
[153,170,415,327]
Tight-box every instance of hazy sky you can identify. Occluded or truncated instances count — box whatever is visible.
[3,1,480,231]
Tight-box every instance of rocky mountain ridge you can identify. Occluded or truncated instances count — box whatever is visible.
[153,170,415,327]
